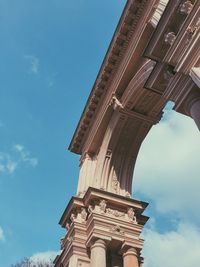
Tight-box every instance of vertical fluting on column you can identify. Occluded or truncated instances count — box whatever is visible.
[77,153,97,196]
[90,239,107,267]
[123,248,139,267]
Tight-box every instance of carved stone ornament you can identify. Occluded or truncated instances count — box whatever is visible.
[88,204,94,214]
[66,221,71,230]
[70,212,76,222]
[179,1,193,15]
[164,32,176,46]
[110,94,124,110]
[126,207,137,223]
[125,192,131,198]
[110,225,125,235]
[186,19,200,43]
[106,208,125,218]
[99,199,107,213]
[80,207,88,221]
[72,208,88,223]
[112,175,119,193]
[60,237,65,249]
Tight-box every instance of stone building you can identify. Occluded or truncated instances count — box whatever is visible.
[54,1,200,266]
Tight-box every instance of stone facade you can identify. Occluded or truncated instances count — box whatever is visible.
[55,0,200,266]
[54,188,148,267]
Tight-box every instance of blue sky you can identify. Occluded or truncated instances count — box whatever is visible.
[0,1,200,267]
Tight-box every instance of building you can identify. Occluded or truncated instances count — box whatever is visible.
[54,1,200,266]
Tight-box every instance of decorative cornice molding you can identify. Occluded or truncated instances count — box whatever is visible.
[69,0,156,154]
[150,0,169,28]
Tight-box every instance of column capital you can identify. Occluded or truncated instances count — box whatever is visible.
[91,239,107,250]
[123,247,138,258]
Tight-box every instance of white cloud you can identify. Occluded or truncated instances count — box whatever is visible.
[30,251,59,263]
[14,144,38,167]
[0,153,18,175]
[0,226,5,242]
[0,145,38,176]
[6,158,18,174]
[134,110,200,222]
[24,55,39,74]
[143,223,200,267]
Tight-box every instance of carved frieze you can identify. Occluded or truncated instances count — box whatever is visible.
[87,199,138,223]
[106,208,125,218]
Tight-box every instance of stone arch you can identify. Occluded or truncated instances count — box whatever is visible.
[77,61,160,197]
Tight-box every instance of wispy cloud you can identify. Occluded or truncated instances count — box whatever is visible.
[0,226,5,242]
[14,144,38,167]
[24,55,40,74]
[0,153,18,174]
[0,144,38,175]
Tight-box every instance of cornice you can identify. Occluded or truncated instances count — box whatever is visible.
[69,0,158,154]
[150,0,169,28]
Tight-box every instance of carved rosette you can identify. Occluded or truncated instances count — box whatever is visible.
[110,225,125,235]
[164,32,176,45]
[179,1,193,15]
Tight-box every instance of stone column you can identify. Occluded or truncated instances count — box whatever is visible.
[90,239,107,267]
[185,90,200,131]
[123,248,139,267]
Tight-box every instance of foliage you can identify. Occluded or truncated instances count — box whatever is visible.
[11,258,54,267]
